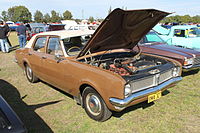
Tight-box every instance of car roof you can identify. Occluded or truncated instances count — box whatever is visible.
[36,30,94,39]
[25,30,95,48]
[153,24,170,35]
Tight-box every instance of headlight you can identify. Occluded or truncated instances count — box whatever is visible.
[183,57,194,66]
[172,67,180,77]
[124,84,132,98]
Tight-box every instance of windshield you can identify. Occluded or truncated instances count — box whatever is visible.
[139,31,165,45]
[188,28,200,37]
[62,35,92,56]
[33,27,46,33]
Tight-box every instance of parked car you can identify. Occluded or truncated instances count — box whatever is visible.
[0,95,27,133]
[26,23,47,41]
[6,21,18,31]
[68,25,98,31]
[153,24,170,35]
[47,24,65,31]
[161,25,172,29]
[15,8,182,121]
[153,25,200,51]
[136,30,200,72]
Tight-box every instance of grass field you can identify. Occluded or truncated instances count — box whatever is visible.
[0,32,200,133]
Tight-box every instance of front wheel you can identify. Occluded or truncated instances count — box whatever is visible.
[82,87,112,122]
[25,64,39,83]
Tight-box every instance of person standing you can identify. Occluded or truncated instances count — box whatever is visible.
[4,23,12,47]
[0,20,10,53]
[16,22,27,48]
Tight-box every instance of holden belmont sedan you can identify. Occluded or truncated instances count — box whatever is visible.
[135,30,200,72]
[15,8,182,121]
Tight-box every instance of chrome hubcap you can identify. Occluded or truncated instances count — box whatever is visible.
[86,94,101,116]
[26,66,32,79]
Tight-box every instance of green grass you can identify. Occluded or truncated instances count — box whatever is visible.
[0,32,200,133]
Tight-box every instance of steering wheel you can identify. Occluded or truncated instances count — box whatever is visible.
[66,46,81,56]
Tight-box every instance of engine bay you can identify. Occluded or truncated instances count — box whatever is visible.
[79,51,172,77]
[98,58,158,76]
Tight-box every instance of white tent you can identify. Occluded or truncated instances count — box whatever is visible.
[61,20,77,30]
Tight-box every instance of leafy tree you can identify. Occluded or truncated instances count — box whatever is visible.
[193,15,200,23]
[63,10,73,20]
[50,10,61,23]
[34,10,43,22]
[176,15,188,23]
[89,16,94,23]
[7,6,32,22]
[1,11,8,21]
[160,14,200,24]
[43,13,51,23]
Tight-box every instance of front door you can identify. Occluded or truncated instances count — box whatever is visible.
[41,37,66,89]
[171,29,188,48]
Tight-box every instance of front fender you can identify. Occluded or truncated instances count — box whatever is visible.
[67,60,126,110]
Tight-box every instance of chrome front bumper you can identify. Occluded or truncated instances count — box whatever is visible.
[182,64,200,72]
[109,77,182,110]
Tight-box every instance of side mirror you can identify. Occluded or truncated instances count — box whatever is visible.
[55,53,64,63]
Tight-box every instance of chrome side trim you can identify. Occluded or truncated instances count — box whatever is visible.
[109,77,182,109]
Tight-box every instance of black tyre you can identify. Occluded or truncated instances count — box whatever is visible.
[25,64,39,83]
[82,86,112,122]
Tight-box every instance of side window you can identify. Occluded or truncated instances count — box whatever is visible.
[33,37,47,52]
[174,29,185,37]
[47,37,64,56]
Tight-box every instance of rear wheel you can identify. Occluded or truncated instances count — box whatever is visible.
[82,86,112,122]
[25,64,38,83]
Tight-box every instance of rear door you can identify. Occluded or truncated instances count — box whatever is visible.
[28,36,47,78]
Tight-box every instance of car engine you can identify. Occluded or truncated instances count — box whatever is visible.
[79,51,168,77]
[98,58,158,76]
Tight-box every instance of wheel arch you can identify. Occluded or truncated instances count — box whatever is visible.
[79,84,96,96]
[22,59,31,69]
[76,83,105,107]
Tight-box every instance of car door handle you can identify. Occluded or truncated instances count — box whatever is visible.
[28,53,32,56]
[42,56,47,59]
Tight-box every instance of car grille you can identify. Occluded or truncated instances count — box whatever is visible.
[194,56,200,65]
[159,69,173,84]
[130,69,173,93]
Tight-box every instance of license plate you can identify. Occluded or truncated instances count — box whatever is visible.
[148,91,162,103]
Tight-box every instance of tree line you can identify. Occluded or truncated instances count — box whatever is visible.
[0,6,73,23]
[1,6,200,24]
[159,15,200,24]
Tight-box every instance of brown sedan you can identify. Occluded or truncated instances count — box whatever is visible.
[15,9,182,121]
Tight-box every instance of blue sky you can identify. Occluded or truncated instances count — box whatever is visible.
[1,0,200,19]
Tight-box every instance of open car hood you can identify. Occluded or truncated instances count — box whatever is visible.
[77,8,170,58]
